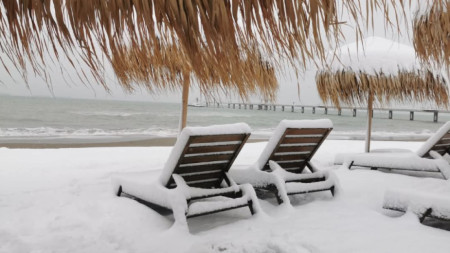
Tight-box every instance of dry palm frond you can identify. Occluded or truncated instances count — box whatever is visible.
[0,0,425,97]
[413,1,450,70]
[316,69,449,108]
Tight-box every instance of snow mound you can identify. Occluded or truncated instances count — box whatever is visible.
[329,36,420,75]
[384,187,450,220]
[188,239,310,253]
[344,152,440,172]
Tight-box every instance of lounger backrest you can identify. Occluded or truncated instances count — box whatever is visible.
[158,123,251,189]
[256,119,333,173]
[416,122,450,158]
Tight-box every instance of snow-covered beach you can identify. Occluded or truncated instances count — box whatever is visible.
[1,139,449,253]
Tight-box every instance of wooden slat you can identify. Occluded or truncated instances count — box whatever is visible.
[276,145,316,153]
[187,180,221,188]
[436,139,450,145]
[181,171,224,183]
[284,168,304,174]
[430,147,447,152]
[190,134,245,144]
[174,162,228,174]
[186,144,241,154]
[285,128,329,135]
[281,137,322,144]
[272,153,310,161]
[272,161,306,170]
[262,164,304,173]
[442,133,450,139]
[286,177,326,183]
[167,173,222,188]
[168,180,219,189]
[181,153,234,164]
[430,151,447,156]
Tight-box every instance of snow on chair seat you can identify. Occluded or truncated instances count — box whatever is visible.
[383,187,450,223]
[230,119,337,205]
[342,121,450,179]
[114,123,260,225]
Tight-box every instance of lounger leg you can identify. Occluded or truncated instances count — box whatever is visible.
[330,186,335,196]
[419,208,432,223]
[348,161,354,170]
[248,200,255,215]
[275,192,283,205]
[305,162,317,173]
[268,184,283,205]
[116,186,122,197]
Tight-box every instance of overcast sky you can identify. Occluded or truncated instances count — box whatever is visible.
[0,1,422,105]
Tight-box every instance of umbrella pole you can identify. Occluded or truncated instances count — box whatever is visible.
[365,92,373,153]
[179,73,190,132]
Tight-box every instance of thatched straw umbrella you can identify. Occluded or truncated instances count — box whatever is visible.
[0,1,419,90]
[317,37,449,152]
[111,42,277,129]
[413,1,450,71]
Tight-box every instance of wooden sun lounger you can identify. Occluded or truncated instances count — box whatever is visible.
[346,121,450,179]
[230,119,336,205]
[261,127,332,175]
[115,123,257,220]
[383,205,450,223]
[383,189,450,224]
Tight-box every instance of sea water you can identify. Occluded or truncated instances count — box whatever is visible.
[1,95,449,143]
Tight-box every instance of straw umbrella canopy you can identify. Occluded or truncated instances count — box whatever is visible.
[413,1,450,71]
[111,42,277,129]
[316,37,449,152]
[0,1,420,89]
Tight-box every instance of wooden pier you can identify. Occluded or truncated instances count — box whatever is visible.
[217,103,449,123]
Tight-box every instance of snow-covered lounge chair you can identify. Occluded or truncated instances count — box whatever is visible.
[113,123,259,223]
[383,184,450,223]
[230,119,337,205]
[342,122,450,179]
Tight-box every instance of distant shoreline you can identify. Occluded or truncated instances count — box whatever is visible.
[0,137,269,149]
[0,132,428,149]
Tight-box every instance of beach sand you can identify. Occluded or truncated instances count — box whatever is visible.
[2,140,450,253]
